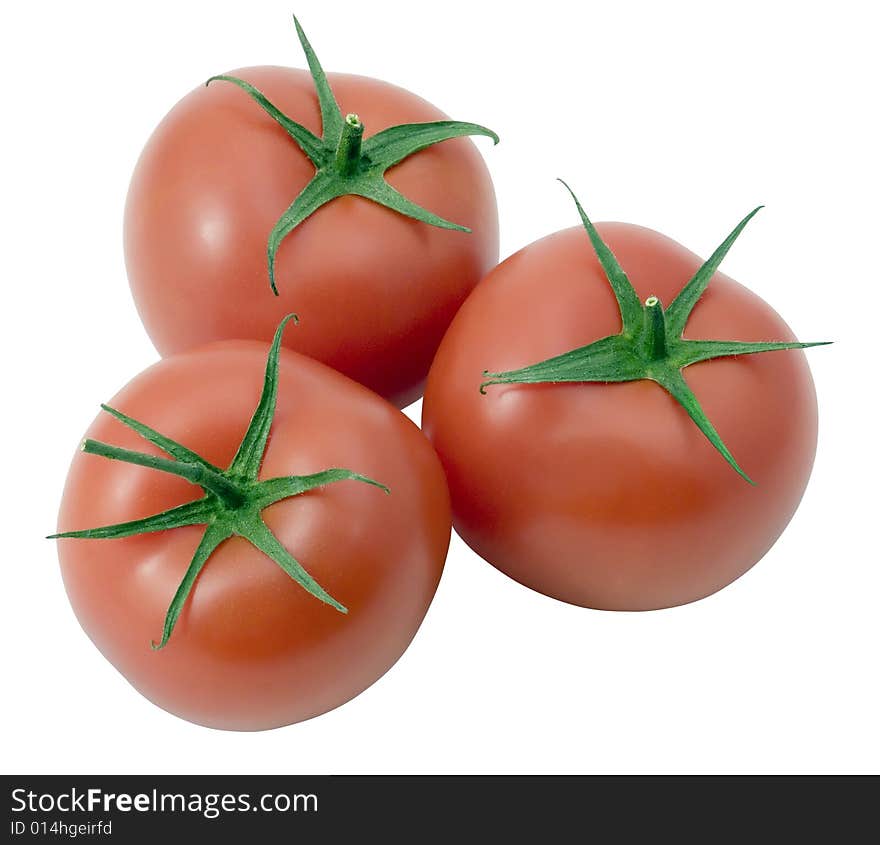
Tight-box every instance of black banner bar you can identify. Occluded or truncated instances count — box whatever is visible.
[3,775,875,841]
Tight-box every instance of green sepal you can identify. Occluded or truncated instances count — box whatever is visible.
[481,335,644,391]
[238,517,347,614]
[658,370,754,484]
[673,339,831,368]
[558,179,642,335]
[152,523,231,650]
[78,439,245,507]
[206,75,325,165]
[208,16,498,295]
[362,121,499,169]
[350,176,470,231]
[100,404,222,471]
[666,206,763,336]
[292,14,343,141]
[255,469,390,510]
[51,315,390,647]
[48,498,215,540]
[480,182,831,482]
[229,313,297,477]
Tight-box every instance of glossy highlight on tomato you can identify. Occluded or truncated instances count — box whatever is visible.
[56,339,451,730]
[423,212,820,611]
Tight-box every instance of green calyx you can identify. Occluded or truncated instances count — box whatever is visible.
[49,315,389,648]
[481,181,831,484]
[207,16,499,295]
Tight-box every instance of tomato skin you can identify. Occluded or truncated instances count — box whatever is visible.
[422,223,818,610]
[124,67,499,408]
[57,341,450,730]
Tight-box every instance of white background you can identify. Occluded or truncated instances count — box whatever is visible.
[2,0,877,774]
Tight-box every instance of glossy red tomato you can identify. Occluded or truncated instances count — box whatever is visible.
[124,66,498,408]
[56,340,450,730]
[423,223,819,610]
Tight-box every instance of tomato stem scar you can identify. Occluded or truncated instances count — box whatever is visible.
[480,181,831,483]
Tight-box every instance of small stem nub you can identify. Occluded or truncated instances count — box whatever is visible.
[643,296,668,360]
[335,113,364,175]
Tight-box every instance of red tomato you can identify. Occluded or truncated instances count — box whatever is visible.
[423,220,820,610]
[55,339,450,730]
[124,64,498,408]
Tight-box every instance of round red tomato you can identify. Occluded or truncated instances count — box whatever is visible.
[124,63,498,408]
[55,337,450,730]
[423,219,820,610]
